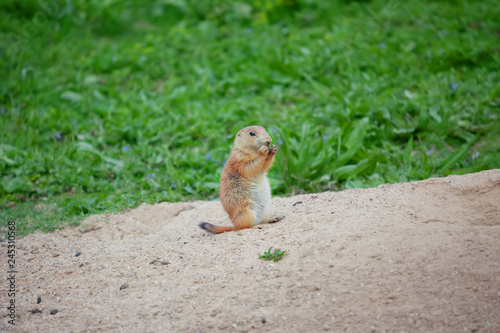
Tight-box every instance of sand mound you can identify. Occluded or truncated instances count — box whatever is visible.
[4,170,500,332]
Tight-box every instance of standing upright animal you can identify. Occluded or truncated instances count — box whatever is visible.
[199,125,279,233]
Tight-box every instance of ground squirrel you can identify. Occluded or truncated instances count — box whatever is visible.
[199,125,280,234]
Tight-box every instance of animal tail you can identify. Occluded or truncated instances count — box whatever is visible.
[199,222,234,234]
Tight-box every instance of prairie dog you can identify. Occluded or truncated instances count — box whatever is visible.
[199,125,278,234]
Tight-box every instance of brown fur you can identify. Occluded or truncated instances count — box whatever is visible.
[199,126,278,234]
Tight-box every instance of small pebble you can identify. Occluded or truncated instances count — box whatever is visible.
[120,284,129,290]
[50,309,58,315]
[30,308,42,314]
[261,318,267,324]
[293,201,303,206]
[75,251,81,257]
[150,260,170,265]
[37,296,41,304]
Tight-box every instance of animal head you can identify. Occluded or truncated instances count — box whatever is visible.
[234,125,272,151]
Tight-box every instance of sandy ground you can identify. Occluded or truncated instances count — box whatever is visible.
[2,169,500,332]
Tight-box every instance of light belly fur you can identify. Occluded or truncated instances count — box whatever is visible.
[250,174,271,225]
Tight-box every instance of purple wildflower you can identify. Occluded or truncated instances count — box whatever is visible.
[279,140,283,146]
[152,173,156,178]
[172,183,177,189]
[72,120,76,125]
[246,28,253,34]
[451,83,457,90]
[123,145,129,152]
[0,108,5,114]
[323,135,328,141]
[426,150,432,156]
[55,133,62,140]
[206,153,211,160]
[147,174,151,179]
[380,42,386,48]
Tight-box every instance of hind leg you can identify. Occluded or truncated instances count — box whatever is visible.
[231,209,257,230]
[265,215,285,224]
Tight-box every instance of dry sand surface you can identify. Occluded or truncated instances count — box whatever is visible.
[2,169,500,332]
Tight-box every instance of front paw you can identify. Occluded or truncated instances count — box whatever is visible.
[258,145,270,156]
[269,144,278,155]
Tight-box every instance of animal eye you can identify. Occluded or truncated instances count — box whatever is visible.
[249,132,256,136]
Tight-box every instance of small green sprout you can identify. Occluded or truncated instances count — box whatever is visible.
[258,247,286,262]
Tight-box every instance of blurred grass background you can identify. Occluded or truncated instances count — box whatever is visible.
[1,0,499,235]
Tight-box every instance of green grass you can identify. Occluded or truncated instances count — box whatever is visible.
[258,246,286,262]
[1,0,499,235]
